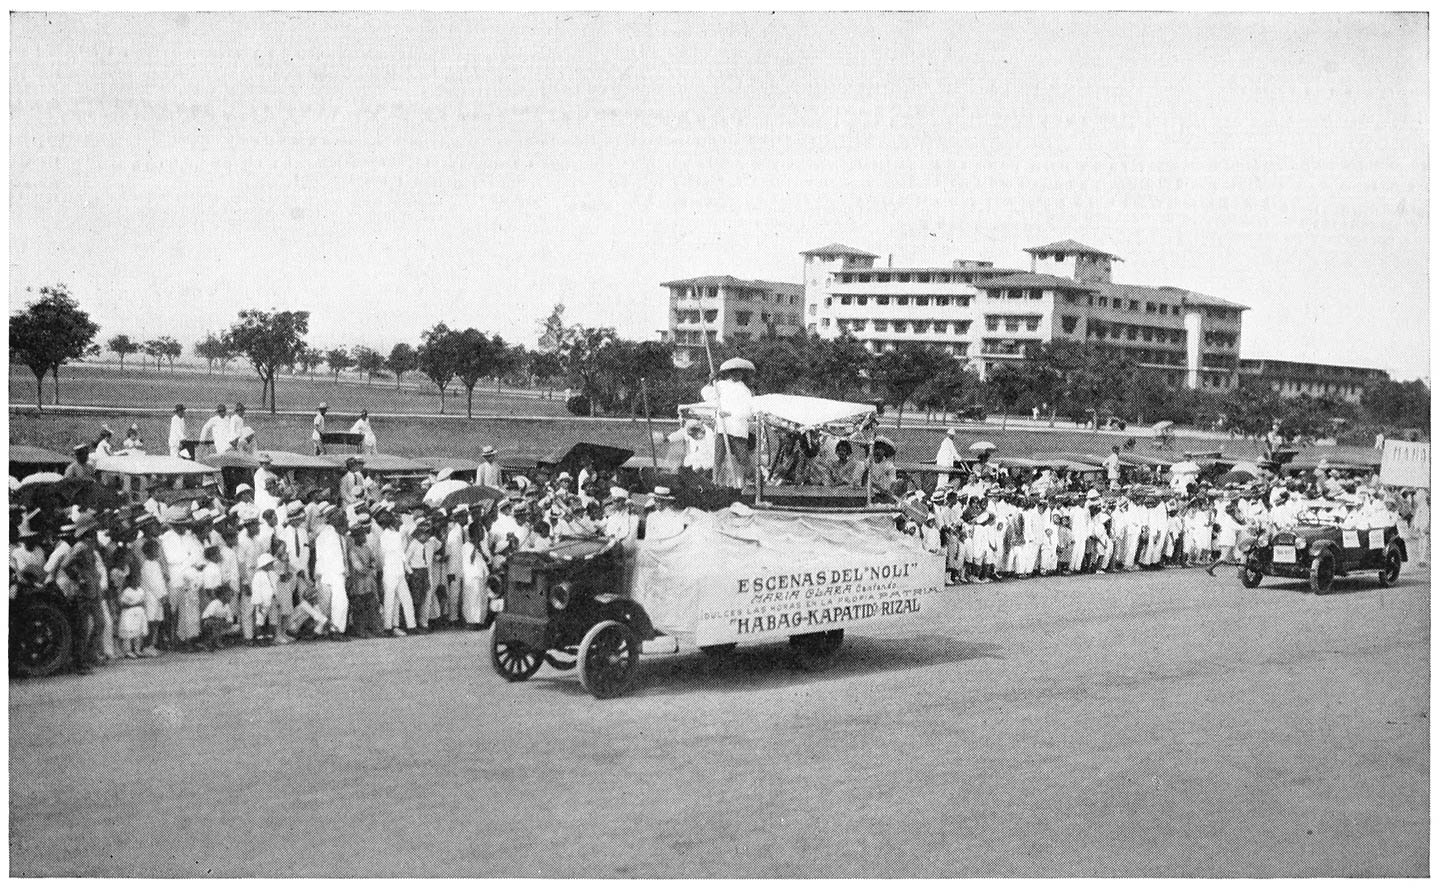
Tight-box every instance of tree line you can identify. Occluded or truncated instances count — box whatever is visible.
[9,285,1431,446]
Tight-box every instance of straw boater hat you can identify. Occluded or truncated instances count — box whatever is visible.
[718,357,755,374]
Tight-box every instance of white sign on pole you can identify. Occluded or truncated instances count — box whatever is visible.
[1380,440,1430,488]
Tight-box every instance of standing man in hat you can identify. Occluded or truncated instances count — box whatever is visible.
[64,444,95,480]
[312,402,329,455]
[168,404,188,457]
[350,409,377,454]
[227,404,249,451]
[701,357,755,489]
[1103,446,1123,491]
[936,429,961,488]
[477,445,502,488]
[200,403,234,454]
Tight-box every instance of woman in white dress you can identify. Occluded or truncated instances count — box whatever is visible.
[460,525,489,627]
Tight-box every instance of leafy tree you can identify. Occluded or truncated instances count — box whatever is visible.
[386,342,418,391]
[872,344,952,428]
[1362,378,1430,432]
[804,334,872,400]
[452,328,504,418]
[503,343,531,387]
[223,309,310,414]
[194,332,235,374]
[297,346,323,377]
[916,361,981,421]
[588,338,677,415]
[351,346,385,386]
[9,284,100,408]
[536,303,567,353]
[986,363,1028,430]
[553,324,618,416]
[324,347,353,383]
[736,334,810,395]
[148,336,182,372]
[528,349,564,397]
[418,323,461,413]
[107,334,140,370]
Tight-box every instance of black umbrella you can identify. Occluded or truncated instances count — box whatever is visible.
[1215,469,1257,486]
[541,442,636,474]
[440,484,507,511]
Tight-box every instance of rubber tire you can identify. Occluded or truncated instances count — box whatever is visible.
[790,629,844,672]
[1238,563,1264,589]
[10,601,73,679]
[490,632,543,682]
[1309,553,1336,595]
[578,620,640,699]
[1379,548,1403,587]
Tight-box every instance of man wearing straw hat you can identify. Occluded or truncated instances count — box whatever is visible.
[701,357,756,489]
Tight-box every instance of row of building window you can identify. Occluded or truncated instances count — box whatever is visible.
[1086,320,1187,345]
[828,294,973,308]
[1203,331,1239,349]
[989,289,1047,301]
[733,311,800,327]
[862,339,970,356]
[671,330,719,345]
[673,310,719,325]
[671,287,799,306]
[984,315,1041,333]
[835,271,994,285]
[836,319,974,335]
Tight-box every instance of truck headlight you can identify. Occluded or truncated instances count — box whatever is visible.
[548,581,572,611]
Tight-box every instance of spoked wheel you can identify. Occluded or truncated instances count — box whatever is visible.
[699,643,738,658]
[10,602,73,679]
[1379,548,1403,587]
[1309,553,1336,595]
[578,621,640,699]
[1238,563,1264,589]
[789,629,844,672]
[489,632,543,682]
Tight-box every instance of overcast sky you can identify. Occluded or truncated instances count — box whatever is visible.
[9,12,1429,380]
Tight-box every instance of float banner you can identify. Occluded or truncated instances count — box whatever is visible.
[1381,440,1430,489]
[630,507,944,646]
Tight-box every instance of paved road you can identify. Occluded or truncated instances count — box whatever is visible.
[10,564,1428,877]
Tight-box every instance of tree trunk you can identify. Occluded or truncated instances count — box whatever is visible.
[31,369,44,410]
[118,354,126,371]
[466,386,475,419]
[50,364,60,405]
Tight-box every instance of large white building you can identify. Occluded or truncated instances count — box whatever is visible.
[660,275,804,368]
[802,238,1247,390]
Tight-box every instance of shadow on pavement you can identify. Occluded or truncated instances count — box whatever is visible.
[532,632,1004,698]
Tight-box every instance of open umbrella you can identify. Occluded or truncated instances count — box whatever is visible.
[14,477,124,512]
[1169,460,1201,476]
[422,479,470,506]
[439,484,507,511]
[1215,469,1256,486]
[16,472,64,487]
[1152,420,1174,431]
[968,441,997,452]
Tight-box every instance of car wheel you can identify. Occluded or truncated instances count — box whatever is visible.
[789,629,844,672]
[578,620,640,699]
[1309,552,1336,595]
[1238,563,1264,589]
[489,632,543,682]
[10,601,72,679]
[1378,547,1403,587]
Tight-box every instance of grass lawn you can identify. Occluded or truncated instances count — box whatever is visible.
[8,362,569,418]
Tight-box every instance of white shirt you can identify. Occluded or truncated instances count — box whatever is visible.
[312,412,326,444]
[701,379,753,439]
[350,418,375,448]
[313,525,347,581]
[228,414,248,447]
[168,415,188,457]
[645,507,689,541]
[200,414,234,453]
[1103,453,1121,481]
[250,569,277,609]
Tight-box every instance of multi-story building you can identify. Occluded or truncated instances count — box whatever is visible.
[660,275,804,368]
[802,237,1247,391]
[1237,358,1389,403]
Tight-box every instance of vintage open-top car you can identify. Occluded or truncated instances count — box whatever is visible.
[488,395,945,699]
[1239,505,1406,594]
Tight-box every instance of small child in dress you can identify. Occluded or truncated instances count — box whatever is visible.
[138,537,168,656]
[200,588,235,652]
[116,571,148,659]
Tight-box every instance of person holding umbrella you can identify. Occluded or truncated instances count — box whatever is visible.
[701,357,756,489]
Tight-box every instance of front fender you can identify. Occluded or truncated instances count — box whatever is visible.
[1392,537,1409,562]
